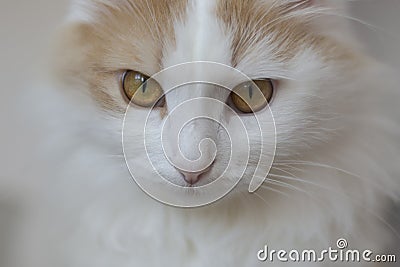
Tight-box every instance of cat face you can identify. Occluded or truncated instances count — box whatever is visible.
[58,0,361,204]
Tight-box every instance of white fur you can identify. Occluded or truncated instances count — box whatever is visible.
[164,0,231,66]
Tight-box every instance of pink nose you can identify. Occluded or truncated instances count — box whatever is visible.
[177,169,209,185]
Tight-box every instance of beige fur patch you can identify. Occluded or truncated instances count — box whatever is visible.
[216,0,356,66]
[54,0,188,113]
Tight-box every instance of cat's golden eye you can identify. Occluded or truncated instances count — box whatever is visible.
[122,70,163,107]
[230,79,274,113]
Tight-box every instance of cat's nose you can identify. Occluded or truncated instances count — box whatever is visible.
[181,171,202,185]
[176,166,212,185]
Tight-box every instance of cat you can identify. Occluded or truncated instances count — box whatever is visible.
[7,0,400,266]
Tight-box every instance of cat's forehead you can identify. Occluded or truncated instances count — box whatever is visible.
[68,0,323,69]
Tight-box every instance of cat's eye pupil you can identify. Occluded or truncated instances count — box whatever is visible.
[249,84,254,99]
[142,82,147,93]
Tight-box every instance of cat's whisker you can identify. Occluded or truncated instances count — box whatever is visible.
[268,172,334,194]
[311,10,400,41]
[253,192,273,209]
[253,0,305,31]
[264,177,318,200]
[273,161,393,197]
[258,4,400,46]
[272,167,301,180]
[258,184,293,199]
[240,5,332,54]
[241,8,337,61]
[274,160,363,180]
[268,173,331,197]
[275,160,398,195]
[272,162,305,174]
[268,171,400,239]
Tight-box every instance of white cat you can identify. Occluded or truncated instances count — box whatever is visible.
[6,0,400,266]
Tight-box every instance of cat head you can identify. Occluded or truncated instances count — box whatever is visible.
[55,0,365,205]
